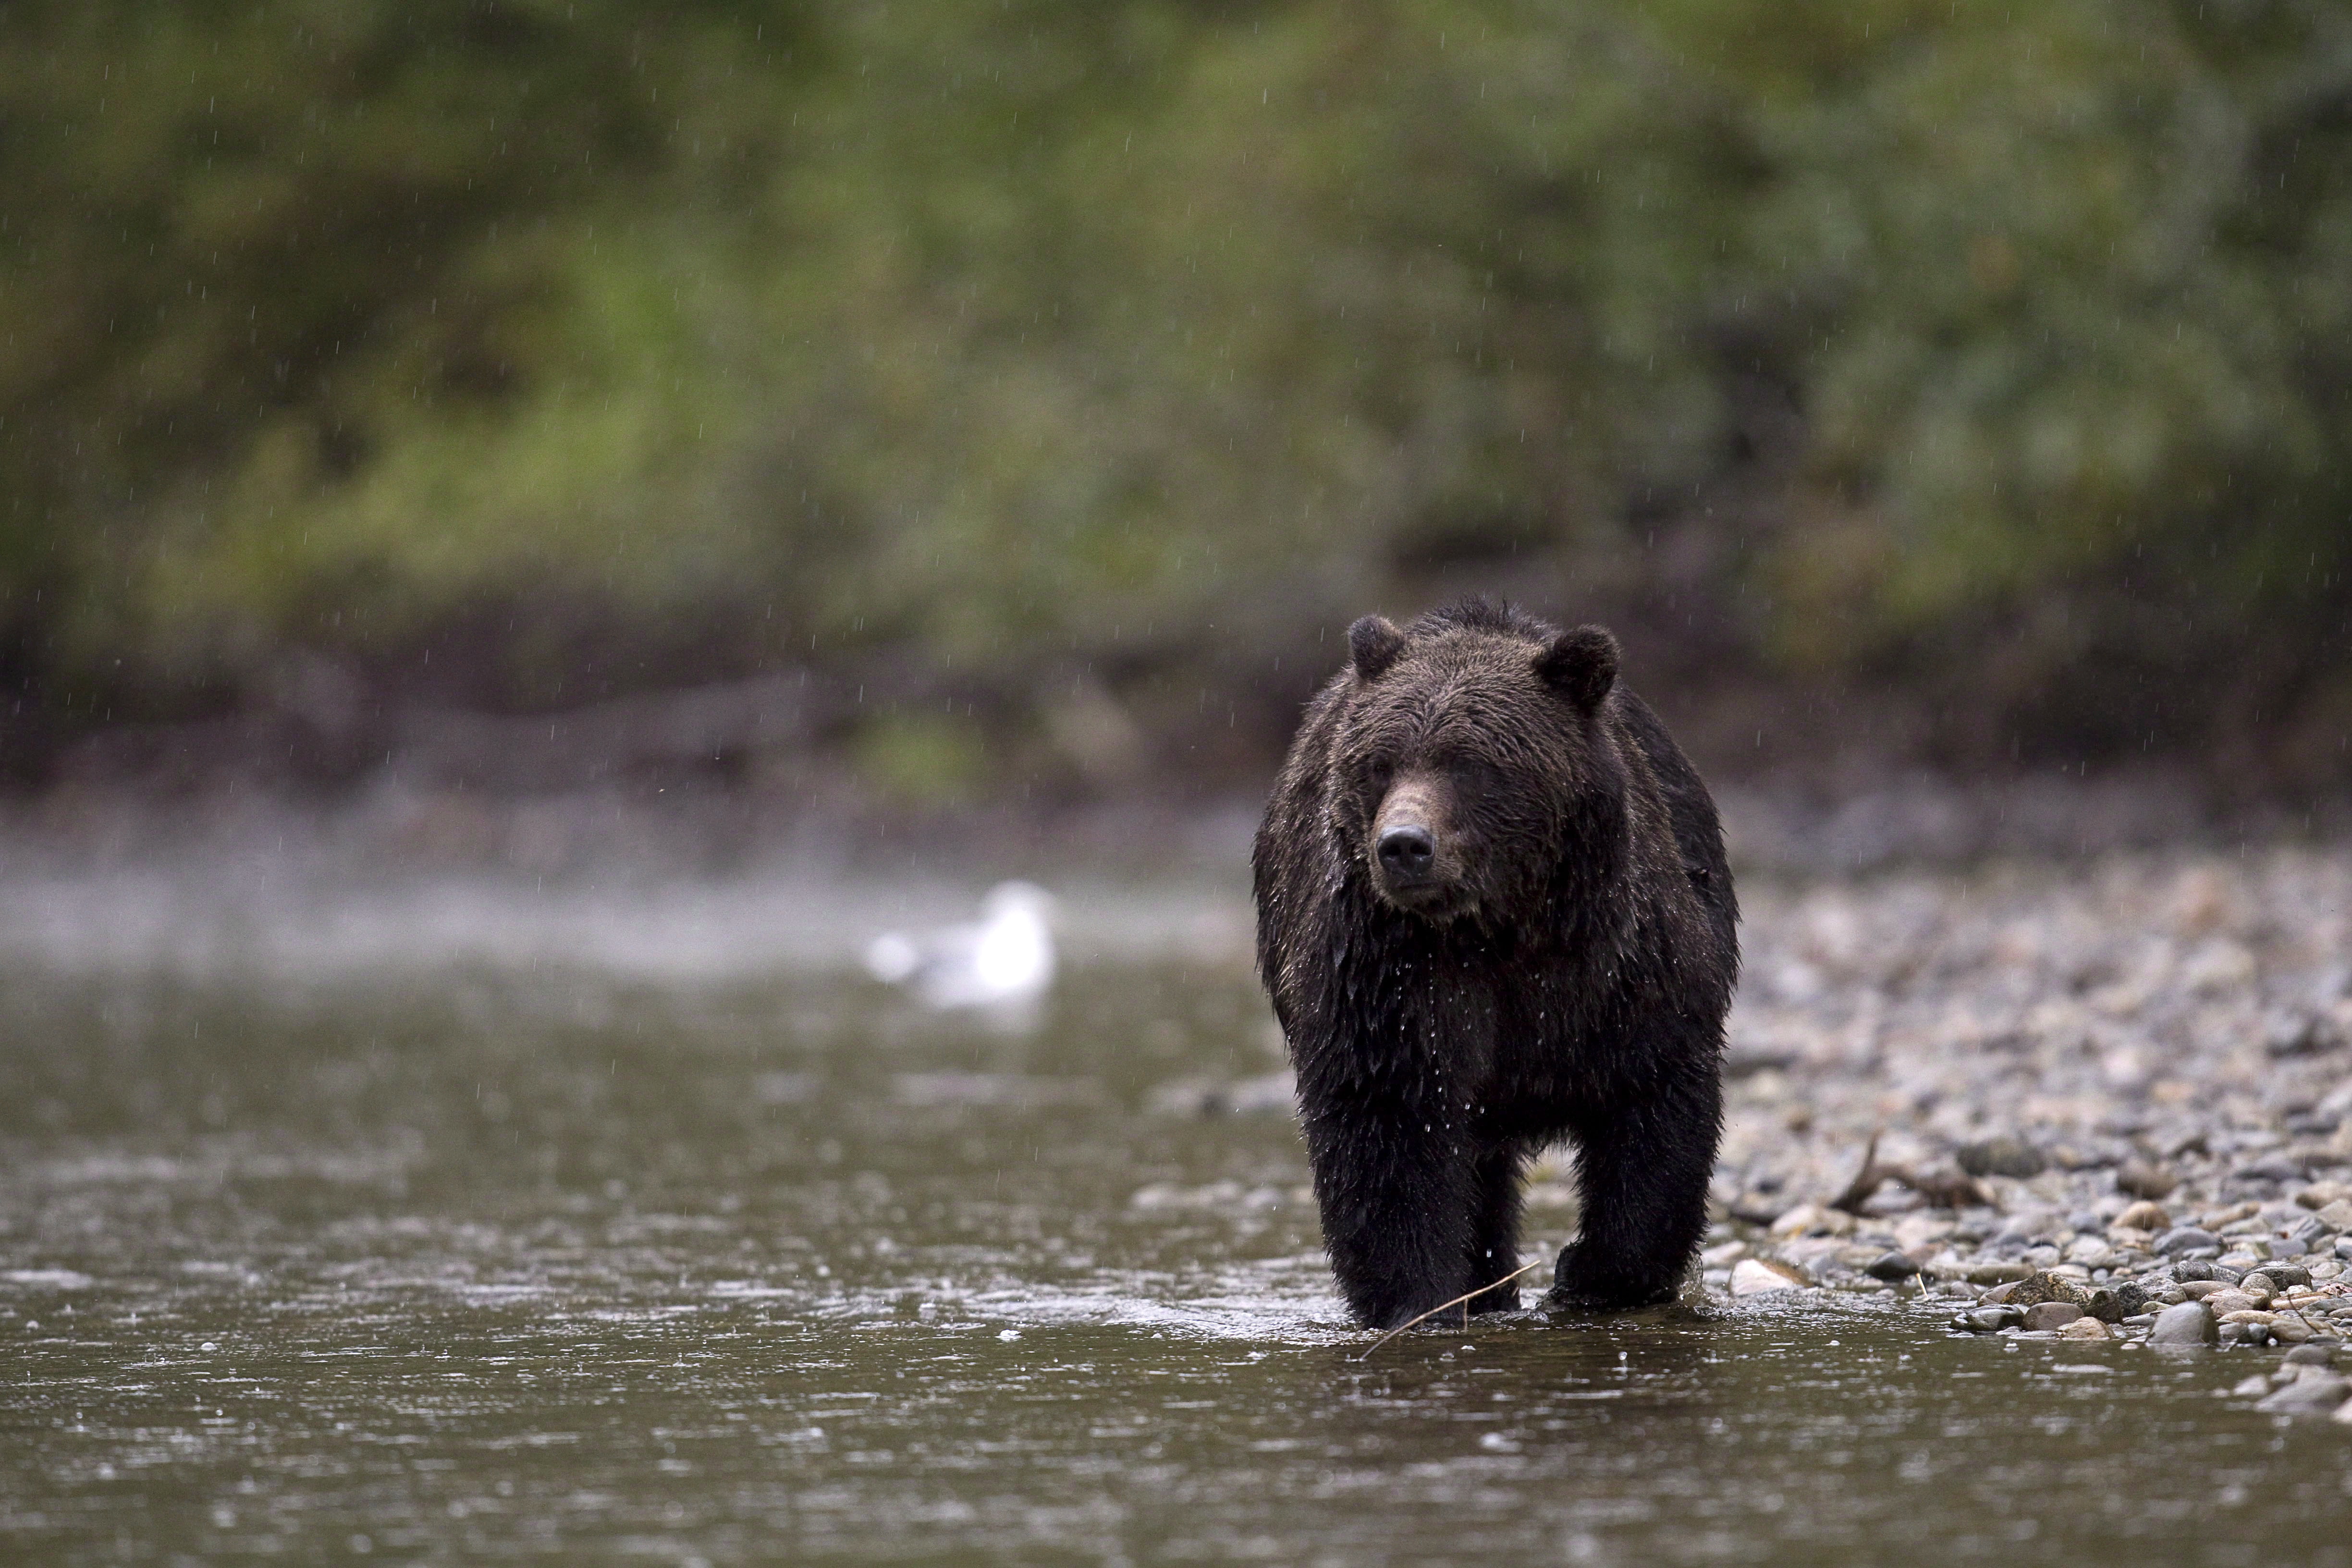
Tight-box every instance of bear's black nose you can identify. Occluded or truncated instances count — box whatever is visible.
[1377,824,1436,881]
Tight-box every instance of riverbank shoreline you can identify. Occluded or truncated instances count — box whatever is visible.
[4,761,2347,888]
[1684,844,2352,1415]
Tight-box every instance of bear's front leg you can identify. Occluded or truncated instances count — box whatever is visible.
[1301,1099,1481,1330]
[1462,1142,1528,1314]
[1549,1068,1719,1310]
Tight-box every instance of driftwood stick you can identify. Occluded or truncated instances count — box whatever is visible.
[1830,1131,1886,1214]
[1351,1259,1548,1362]
[1828,1129,1989,1213]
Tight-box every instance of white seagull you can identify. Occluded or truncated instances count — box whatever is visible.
[863,881,1058,1016]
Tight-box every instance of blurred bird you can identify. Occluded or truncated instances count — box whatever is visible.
[863,881,1058,1014]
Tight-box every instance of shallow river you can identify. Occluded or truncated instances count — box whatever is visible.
[1,877,2346,1564]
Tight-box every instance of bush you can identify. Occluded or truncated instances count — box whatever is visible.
[6,0,2350,786]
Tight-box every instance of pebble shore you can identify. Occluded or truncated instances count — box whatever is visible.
[1699,845,2352,1419]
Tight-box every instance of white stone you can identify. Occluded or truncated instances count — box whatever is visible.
[1731,1258,1804,1296]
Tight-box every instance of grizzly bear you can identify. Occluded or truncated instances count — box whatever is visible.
[1253,600,1737,1328]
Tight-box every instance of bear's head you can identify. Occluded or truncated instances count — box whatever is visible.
[1331,602,1623,923]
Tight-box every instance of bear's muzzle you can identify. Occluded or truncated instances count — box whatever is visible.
[1371,775,1469,915]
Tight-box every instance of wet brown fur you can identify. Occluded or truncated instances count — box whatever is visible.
[1254,600,1738,1328]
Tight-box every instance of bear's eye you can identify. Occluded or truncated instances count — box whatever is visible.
[1365,757,1394,792]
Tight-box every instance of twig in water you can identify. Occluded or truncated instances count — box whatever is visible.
[1351,1259,1548,1362]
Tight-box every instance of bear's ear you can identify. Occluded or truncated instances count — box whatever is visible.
[1534,625,1618,709]
[1348,615,1407,681]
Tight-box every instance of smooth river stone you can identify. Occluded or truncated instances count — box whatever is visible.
[2252,1373,2350,1416]
[1730,1258,1804,1296]
[1958,1136,2046,1178]
[1969,1261,2035,1286]
[2148,1301,2218,1346]
[1953,1305,2023,1333]
[2268,1311,2316,1344]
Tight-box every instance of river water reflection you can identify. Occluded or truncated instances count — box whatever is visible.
[1,880,2346,1564]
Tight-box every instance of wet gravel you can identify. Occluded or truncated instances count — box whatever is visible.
[1692,845,2352,1418]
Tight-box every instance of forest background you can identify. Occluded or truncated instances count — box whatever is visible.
[6,0,2352,824]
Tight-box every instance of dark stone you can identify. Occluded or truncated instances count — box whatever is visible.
[2004,1269,2060,1307]
[2114,1160,2179,1200]
[2111,1281,2151,1318]
[2155,1227,2222,1257]
[1864,1251,1921,1281]
[2266,1262,2313,1287]
[1254,602,1737,1328]
[2023,1301,2082,1331]
[2265,1011,2346,1058]
[1958,1137,2047,1179]
[1955,1305,2023,1333]
[2066,1284,2123,1323]
[1987,1270,2058,1305]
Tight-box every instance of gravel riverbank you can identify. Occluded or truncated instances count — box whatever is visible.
[1691,845,2352,1417]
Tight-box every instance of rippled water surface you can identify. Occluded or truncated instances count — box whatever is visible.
[2,879,2347,1564]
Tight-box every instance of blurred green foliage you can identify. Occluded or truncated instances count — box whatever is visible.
[5,0,2351,778]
